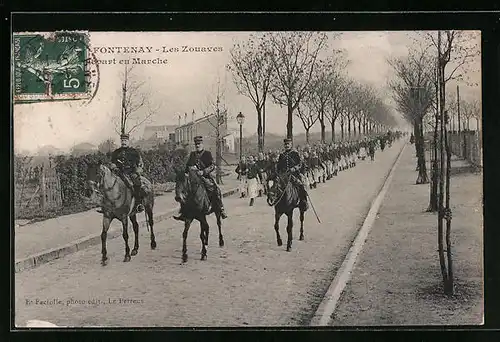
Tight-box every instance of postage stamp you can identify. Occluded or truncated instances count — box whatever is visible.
[13,31,98,103]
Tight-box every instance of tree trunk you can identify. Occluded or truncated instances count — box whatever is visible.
[287,101,293,139]
[262,99,266,150]
[352,119,356,136]
[427,111,440,212]
[320,108,326,143]
[358,119,362,138]
[256,105,263,153]
[305,129,310,144]
[340,117,345,140]
[347,118,351,139]
[415,117,429,184]
[331,118,336,142]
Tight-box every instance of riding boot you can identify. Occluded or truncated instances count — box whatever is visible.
[133,185,145,213]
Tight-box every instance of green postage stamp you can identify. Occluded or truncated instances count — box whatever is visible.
[13,31,96,103]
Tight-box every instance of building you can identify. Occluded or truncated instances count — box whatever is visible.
[143,124,178,140]
[174,112,228,153]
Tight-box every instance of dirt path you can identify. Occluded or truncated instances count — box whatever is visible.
[332,146,483,326]
[15,143,404,327]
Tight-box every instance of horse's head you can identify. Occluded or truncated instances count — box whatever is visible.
[85,162,112,197]
[266,172,288,206]
[174,167,189,204]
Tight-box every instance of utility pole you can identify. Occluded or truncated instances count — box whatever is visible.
[456,85,462,158]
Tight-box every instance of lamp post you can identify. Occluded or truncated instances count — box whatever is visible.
[236,112,245,163]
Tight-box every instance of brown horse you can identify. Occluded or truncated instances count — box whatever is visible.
[85,163,156,266]
[267,173,305,252]
[174,168,224,262]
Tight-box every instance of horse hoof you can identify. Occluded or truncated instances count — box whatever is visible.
[299,236,304,241]
[101,260,108,266]
[182,255,188,263]
[131,249,138,256]
[219,239,224,247]
[201,254,207,261]
[123,255,131,262]
[277,240,283,246]
[151,241,157,249]
[286,247,291,252]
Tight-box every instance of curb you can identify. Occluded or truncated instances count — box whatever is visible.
[309,142,407,326]
[15,187,239,273]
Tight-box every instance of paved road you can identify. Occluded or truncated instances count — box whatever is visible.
[15,142,404,327]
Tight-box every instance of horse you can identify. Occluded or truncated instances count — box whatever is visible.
[174,168,225,262]
[267,172,306,252]
[85,163,156,266]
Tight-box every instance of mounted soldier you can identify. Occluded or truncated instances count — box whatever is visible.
[276,138,308,210]
[173,136,227,221]
[98,133,145,213]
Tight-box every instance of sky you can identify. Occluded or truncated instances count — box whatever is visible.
[13,31,481,153]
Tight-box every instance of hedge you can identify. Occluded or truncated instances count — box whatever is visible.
[53,148,189,207]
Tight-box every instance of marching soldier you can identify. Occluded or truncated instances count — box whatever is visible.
[255,152,269,196]
[246,156,260,206]
[100,133,145,213]
[173,136,227,221]
[235,156,248,198]
[276,138,309,210]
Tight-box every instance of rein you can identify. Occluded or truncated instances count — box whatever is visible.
[267,173,292,207]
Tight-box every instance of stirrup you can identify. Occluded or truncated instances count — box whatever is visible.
[220,210,228,219]
[136,203,145,213]
[96,208,104,213]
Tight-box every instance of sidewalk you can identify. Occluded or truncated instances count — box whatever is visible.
[331,144,483,325]
[15,177,240,270]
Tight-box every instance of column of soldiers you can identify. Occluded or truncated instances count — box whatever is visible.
[235,132,403,206]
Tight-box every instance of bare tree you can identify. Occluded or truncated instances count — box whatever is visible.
[227,33,274,152]
[388,44,435,184]
[308,54,348,143]
[325,75,348,142]
[265,31,330,139]
[296,101,319,144]
[205,76,229,185]
[423,30,480,296]
[114,64,159,136]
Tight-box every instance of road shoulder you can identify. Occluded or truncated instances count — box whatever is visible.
[331,146,483,326]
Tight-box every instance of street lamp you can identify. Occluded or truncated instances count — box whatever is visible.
[236,112,245,163]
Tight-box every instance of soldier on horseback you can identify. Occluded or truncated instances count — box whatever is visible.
[173,136,228,221]
[98,133,145,213]
[277,138,308,211]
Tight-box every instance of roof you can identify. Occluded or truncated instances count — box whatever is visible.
[175,113,218,130]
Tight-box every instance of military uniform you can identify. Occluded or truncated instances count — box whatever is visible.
[174,136,227,221]
[108,133,145,213]
[277,138,308,210]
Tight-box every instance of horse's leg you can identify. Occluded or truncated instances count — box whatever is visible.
[299,208,305,241]
[101,216,112,266]
[274,210,283,247]
[200,217,209,260]
[122,216,131,262]
[286,211,294,252]
[182,218,193,263]
[216,212,224,247]
[146,205,156,249]
[130,214,139,256]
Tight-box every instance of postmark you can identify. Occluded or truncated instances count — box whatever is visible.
[13,31,99,104]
